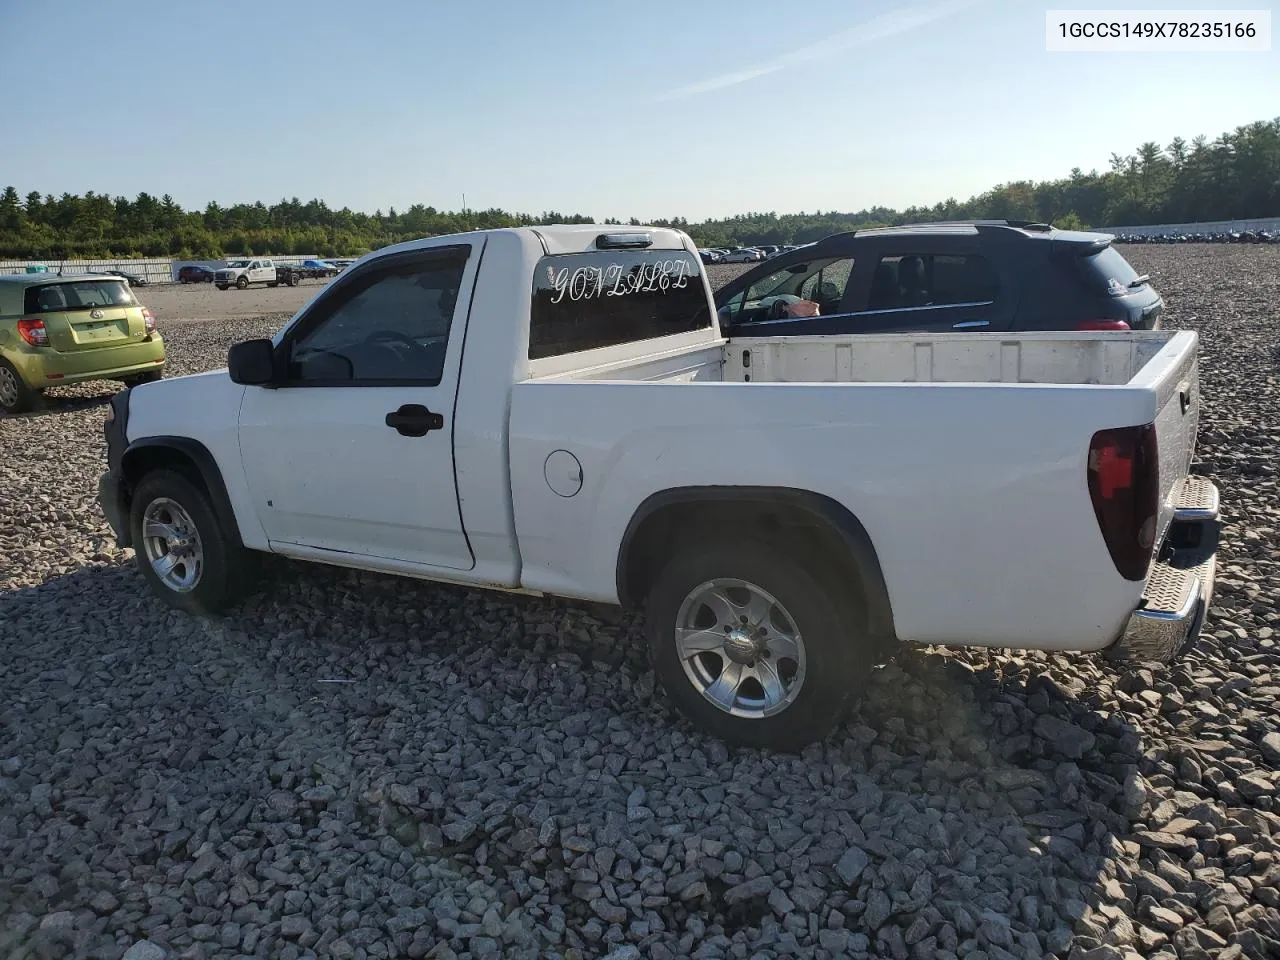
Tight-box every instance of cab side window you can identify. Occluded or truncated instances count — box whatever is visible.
[285,252,468,385]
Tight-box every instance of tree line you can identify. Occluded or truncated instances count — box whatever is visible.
[1,117,1276,261]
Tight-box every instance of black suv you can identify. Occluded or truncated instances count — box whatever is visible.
[714,221,1164,337]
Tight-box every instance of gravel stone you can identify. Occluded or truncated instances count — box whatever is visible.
[1033,715,1096,759]
[1259,732,1280,765]
[301,784,337,804]
[3,251,1280,959]
[767,887,795,916]
[121,943,169,960]
[835,846,870,886]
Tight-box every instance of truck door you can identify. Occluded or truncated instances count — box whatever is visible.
[236,241,481,570]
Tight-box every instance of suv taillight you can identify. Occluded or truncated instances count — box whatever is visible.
[1087,423,1159,581]
[143,307,156,334]
[17,318,48,346]
[1077,319,1130,331]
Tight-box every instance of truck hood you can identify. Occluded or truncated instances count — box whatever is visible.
[125,367,243,441]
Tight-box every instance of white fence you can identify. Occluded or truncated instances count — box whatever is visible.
[1097,217,1280,236]
[0,255,331,284]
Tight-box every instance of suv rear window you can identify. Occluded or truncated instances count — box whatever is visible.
[529,249,710,360]
[1078,246,1147,295]
[24,279,137,314]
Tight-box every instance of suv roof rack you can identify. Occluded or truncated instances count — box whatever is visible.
[806,219,1058,248]
[841,219,1055,237]
[871,219,1053,232]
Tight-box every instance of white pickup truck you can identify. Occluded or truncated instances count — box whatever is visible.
[213,258,300,290]
[97,224,1220,749]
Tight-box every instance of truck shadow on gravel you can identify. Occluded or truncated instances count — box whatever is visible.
[0,559,1212,959]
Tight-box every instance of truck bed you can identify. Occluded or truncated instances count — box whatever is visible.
[512,328,1201,651]
[537,330,1190,388]
[723,330,1185,387]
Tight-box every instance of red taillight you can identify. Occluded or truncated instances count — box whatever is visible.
[17,318,48,346]
[1077,319,1130,331]
[1087,423,1159,581]
[143,307,156,334]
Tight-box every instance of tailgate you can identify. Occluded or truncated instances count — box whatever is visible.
[1135,330,1201,546]
[46,305,144,352]
[26,279,145,353]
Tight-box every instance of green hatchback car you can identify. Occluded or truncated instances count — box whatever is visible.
[0,273,165,414]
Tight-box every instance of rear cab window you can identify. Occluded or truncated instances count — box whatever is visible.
[24,279,136,314]
[529,248,711,360]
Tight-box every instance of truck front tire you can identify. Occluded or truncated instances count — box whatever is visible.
[645,538,866,751]
[235,275,249,290]
[128,469,254,616]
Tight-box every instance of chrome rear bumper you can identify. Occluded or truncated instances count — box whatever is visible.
[1105,476,1221,663]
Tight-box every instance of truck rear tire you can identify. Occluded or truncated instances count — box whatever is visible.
[644,537,866,751]
[235,275,249,290]
[287,273,300,287]
[128,469,255,616]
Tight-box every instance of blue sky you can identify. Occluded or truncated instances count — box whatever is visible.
[1,0,1275,221]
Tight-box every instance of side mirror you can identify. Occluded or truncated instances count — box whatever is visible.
[228,338,277,385]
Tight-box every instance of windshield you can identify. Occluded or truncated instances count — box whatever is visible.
[227,260,251,268]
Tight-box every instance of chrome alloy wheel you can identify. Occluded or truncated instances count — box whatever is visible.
[674,578,807,718]
[140,497,203,592]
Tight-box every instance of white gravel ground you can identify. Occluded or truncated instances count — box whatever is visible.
[1,247,1278,960]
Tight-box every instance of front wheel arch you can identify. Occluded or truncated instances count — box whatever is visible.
[119,438,244,551]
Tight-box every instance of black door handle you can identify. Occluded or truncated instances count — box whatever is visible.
[385,403,444,437]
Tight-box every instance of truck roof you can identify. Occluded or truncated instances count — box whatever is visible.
[370,224,696,262]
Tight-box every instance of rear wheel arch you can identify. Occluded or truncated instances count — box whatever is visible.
[616,486,896,642]
[119,437,244,550]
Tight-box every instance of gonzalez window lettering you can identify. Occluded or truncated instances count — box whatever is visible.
[530,249,711,360]
[546,258,693,304]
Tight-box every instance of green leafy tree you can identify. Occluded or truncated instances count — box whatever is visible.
[2,115,1277,259]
